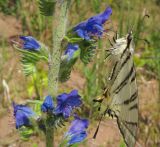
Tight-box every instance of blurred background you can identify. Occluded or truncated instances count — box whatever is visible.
[0,0,160,147]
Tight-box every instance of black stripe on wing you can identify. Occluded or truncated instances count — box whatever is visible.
[109,51,132,85]
[131,72,136,82]
[124,121,138,126]
[120,52,132,71]
[123,91,138,105]
[120,46,128,59]
[113,65,134,94]
[129,104,138,110]
[108,61,118,81]
[117,118,137,147]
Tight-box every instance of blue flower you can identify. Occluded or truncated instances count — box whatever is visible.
[73,7,112,40]
[55,90,82,118]
[64,44,79,61]
[20,36,40,51]
[13,102,35,129]
[66,116,89,145]
[68,131,87,145]
[41,95,54,113]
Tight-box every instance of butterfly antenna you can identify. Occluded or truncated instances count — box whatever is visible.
[113,36,116,43]
[108,38,114,47]
[128,11,150,37]
[115,31,119,39]
[93,114,104,139]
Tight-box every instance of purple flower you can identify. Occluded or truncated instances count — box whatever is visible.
[66,116,89,145]
[73,7,112,40]
[13,102,35,129]
[20,36,40,51]
[55,90,82,118]
[41,95,54,113]
[64,44,79,61]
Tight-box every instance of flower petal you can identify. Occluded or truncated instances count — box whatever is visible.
[13,102,35,129]
[15,111,30,129]
[20,36,40,51]
[75,29,85,39]
[100,7,112,24]
[64,44,79,60]
[68,131,87,145]
[65,116,89,145]
[63,106,72,118]
[55,90,82,118]
[66,90,82,107]
[41,95,54,112]
[68,116,89,135]
[73,7,112,40]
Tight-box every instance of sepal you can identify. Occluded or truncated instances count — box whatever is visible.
[79,40,97,64]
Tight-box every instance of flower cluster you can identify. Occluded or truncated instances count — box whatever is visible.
[73,7,112,40]
[12,6,112,146]
[63,7,112,62]
[18,7,112,63]
[41,90,82,117]
[13,90,82,127]
[13,90,88,145]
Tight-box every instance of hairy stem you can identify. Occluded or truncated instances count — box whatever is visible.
[46,126,53,147]
[45,115,54,147]
[47,1,71,147]
[32,73,40,100]
[48,0,70,97]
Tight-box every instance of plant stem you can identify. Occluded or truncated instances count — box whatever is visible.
[48,0,70,97]
[47,1,71,147]
[45,115,54,147]
[32,73,40,100]
[46,125,54,147]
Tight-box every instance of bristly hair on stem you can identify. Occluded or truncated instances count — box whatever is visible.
[46,0,71,147]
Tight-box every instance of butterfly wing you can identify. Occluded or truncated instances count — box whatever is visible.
[106,35,138,147]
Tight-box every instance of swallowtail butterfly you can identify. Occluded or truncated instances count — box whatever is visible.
[94,31,138,147]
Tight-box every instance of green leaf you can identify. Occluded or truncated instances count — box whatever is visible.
[18,126,34,140]
[13,44,48,76]
[21,63,36,76]
[27,100,43,115]
[119,139,126,147]
[39,0,56,16]
[64,36,83,43]
[80,40,97,64]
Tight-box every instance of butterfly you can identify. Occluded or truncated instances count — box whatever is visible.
[93,31,138,147]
